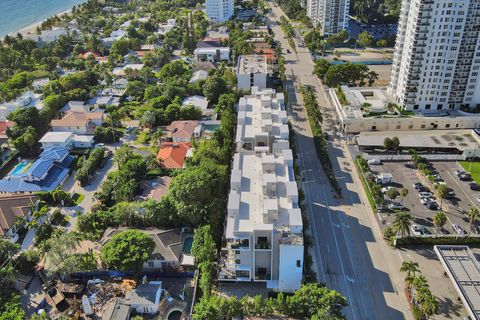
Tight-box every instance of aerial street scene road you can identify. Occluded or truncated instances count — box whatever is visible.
[1,0,480,319]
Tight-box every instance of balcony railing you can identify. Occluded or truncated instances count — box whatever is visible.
[255,241,271,250]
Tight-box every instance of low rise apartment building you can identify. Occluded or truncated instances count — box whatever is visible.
[237,55,268,91]
[330,86,480,134]
[219,88,303,293]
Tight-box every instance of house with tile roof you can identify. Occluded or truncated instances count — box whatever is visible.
[0,147,74,193]
[51,110,104,135]
[101,228,195,271]
[0,194,39,242]
[166,121,199,142]
[156,142,191,169]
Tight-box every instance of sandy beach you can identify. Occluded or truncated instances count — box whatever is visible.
[9,8,73,37]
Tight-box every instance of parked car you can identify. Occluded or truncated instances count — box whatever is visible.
[452,224,466,235]
[388,202,405,210]
[410,225,423,236]
[420,197,433,205]
[419,192,434,198]
[381,186,395,194]
[427,201,440,210]
[96,143,105,147]
[455,169,467,176]
[368,159,381,165]
[470,182,480,191]
[459,173,472,181]
[413,182,423,190]
[420,226,432,235]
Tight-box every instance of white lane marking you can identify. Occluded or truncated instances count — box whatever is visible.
[324,191,357,320]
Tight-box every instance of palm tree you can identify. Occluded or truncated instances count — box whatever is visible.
[400,261,420,281]
[412,275,429,302]
[400,260,419,295]
[420,293,439,319]
[392,212,412,238]
[433,211,447,237]
[466,207,480,234]
[150,129,163,146]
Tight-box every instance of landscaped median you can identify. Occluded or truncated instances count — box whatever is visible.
[279,16,297,53]
[395,235,480,246]
[353,156,379,211]
[300,86,341,195]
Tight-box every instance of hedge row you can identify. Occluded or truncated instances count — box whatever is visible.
[396,235,480,246]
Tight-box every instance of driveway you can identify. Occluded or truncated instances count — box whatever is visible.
[62,144,119,212]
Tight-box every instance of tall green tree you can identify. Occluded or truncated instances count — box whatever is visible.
[432,211,447,237]
[392,212,412,238]
[101,230,155,274]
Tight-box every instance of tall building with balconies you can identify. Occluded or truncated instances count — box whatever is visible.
[205,0,233,23]
[306,0,350,35]
[218,87,304,293]
[388,0,480,112]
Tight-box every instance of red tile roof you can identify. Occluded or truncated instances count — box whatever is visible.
[156,142,191,169]
[0,121,14,137]
[167,121,198,140]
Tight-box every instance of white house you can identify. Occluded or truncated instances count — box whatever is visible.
[123,282,162,315]
[24,27,69,43]
[0,194,39,243]
[0,91,43,120]
[194,41,230,62]
[182,96,209,113]
[39,132,94,149]
[32,78,50,91]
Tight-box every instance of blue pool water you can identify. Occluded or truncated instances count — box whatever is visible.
[10,161,31,176]
[183,237,193,254]
[203,124,220,132]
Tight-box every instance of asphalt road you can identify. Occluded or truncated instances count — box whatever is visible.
[266,3,413,319]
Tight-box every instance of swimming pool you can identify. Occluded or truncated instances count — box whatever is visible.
[203,124,220,132]
[10,161,32,176]
[183,237,193,254]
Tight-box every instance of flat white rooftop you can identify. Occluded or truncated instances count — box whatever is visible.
[226,150,302,238]
[236,89,287,144]
[237,55,268,75]
[356,129,480,151]
[435,245,480,320]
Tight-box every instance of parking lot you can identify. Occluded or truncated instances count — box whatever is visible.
[371,160,479,236]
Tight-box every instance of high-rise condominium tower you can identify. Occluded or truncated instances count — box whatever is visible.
[306,0,350,35]
[388,0,480,112]
[206,0,233,23]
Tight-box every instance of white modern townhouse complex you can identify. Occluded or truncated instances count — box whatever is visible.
[218,88,304,293]
[237,55,268,91]
[389,0,480,112]
[306,0,350,34]
[205,0,234,23]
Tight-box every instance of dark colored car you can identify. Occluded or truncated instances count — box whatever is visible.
[470,182,480,191]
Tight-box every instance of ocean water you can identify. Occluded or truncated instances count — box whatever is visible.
[0,0,87,37]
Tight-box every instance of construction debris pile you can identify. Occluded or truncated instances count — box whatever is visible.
[83,279,136,318]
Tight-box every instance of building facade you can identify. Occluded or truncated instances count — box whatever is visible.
[388,0,480,112]
[205,0,233,23]
[237,55,268,91]
[306,0,350,34]
[219,88,304,293]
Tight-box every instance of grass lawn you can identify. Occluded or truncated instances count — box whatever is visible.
[460,161,480,184]
[136,131,149,144]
